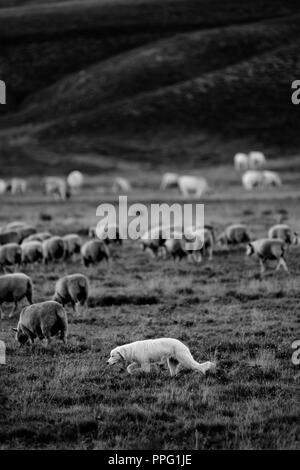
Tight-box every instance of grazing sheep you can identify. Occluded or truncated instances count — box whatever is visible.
[95,223,122,245]
[248,151,266,169]
[63,234,82,260]
[107,338,216,377]
[217,224,250,247]
[53,273,89,315]
[16,226,37,243]
[112,177,132,193]
[44,177,70,201]
[13,300,68,345]
[141,227,167,258]
[242,170,264,190]
[234,153,248,171]
[246,238,288,273]
[67,170,84,193]
[23,232,52,243]
[162,175,209,197]
[162,232,187,262]
[43,236,65,264]
[184,227,214,262]
[0,243,22,272]
[81,240,109,267]
[263,170,282,187]
[268,224,298,245]
[0,273,33,319]
[21,241,43,266]
[11,178,27,195]
[0,231,19,245]
[3,221,29,232]
[0,179,7,195]
[160,173,179,190]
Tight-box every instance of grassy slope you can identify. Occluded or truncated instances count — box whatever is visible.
[8,16,300,123]
[0,187,299,449]
[1,0,300,170]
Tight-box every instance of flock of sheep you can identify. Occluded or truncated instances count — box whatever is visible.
[0,213,298,357]
[234,151,282,190]
[0,151,282,202]
[0,151,293,376]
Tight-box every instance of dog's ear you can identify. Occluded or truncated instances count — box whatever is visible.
[117,350,125,361]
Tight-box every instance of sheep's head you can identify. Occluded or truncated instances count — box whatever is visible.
[12,327,28,345]
[246,243,254,256]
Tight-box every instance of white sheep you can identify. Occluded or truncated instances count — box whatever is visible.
[246,238,288,273]
[112,177,132,193]
[0,179,7,195]
[0,273,33,319]
[13,300,68,345]
[141,227,168,258]
[184,227,214,262]
[43,236,65,264]
[248,151,266,169]
[160,173,179,190]
[21,241,43,266]
[0,243,22,272]
[95,223,122,245]
[217,224,251,247]
[234,153,248,171]
[11,178,27,195]
[53,273,89,315]
[3,221,30,232]
[63,234,82,260]
[262,170,282,187]
[177,176,209,197]
[268,224,298,245]
[0,231,19,246]
[162,174,209,197]
[242,170,264,190]
[162,232,187,262]
[44,177,70,201]
[67,171,84,193]
[23,232,52,243]
[81,240,110,267]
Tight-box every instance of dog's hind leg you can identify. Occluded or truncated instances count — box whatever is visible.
[167,358,180,377]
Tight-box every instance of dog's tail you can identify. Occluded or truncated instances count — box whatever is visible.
[176,348,215,374]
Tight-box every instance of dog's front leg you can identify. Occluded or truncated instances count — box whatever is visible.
[140,362,151,373]
[127,362,140,374]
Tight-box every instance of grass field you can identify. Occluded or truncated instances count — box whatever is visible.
[0,166,299,450]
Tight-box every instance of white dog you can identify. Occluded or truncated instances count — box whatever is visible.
[107,338,216,377]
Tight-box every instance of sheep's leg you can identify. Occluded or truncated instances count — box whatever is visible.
[0,305,4,320]
[259,259,266,274]
[276,257,288,272]
[167,358,180,377]
[9,301,18,319]
[127,362,141,375]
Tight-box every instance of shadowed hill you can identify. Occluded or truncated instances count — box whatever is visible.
[0,0,300,172]
[6,15,300,125]
[32,40,300,160]
[1,0,300,110]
